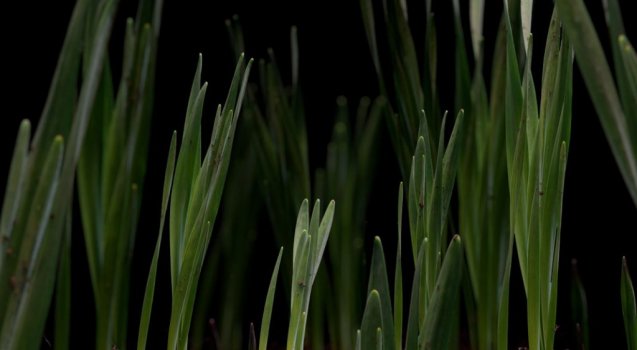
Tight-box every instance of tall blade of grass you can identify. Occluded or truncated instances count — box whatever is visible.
[166,55,253,350]
[621,257,637,350]
[169,55,204,288]
[478,18,516,350]
[556,0,637,206]
[259,248,283,350]
[503,0,528,291]
[420,235,463,350]
[54,210,72,350]
[77,61,113,299]
[137,131,177,350]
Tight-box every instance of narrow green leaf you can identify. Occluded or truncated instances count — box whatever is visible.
[0,120,30,246]
[293,199,309,267]
[170,56,205,288]
[361,290,383,350]
[405,240,425,350]
[288,230,310,349]
[313,200,335,279]
[602,0,637,142]
[440,110,465,224]
[0,121,31,313]
[137,131,177,350]
[54,212,72,350]
[556,0,637,206]
[367,237,394,350]
[421,235,463,350]
[259,247,283,350]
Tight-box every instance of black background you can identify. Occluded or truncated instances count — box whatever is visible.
[1,0,635,348]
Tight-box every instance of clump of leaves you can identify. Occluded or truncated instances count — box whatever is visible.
[0,0,120,347]
[556,0,637,207]
[256,199,335,350]
[136,54,252,350]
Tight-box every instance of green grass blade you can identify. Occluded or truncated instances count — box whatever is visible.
[367,237,394,350]
[54,212,72,350]
[405,240,425,350]
[616,36,637,147]
[137,131,177,350]
[603,0,637,145]
[556,0,637,206]
[169,55,204,288]
[360,290,383,350]
[420,235,463,350]
[621,257,637,350]
[0,136,64,348]
[313,200,335,280]
[452,0,472,115]
[259,247,283,350]
[288,230,310,349]
[77,61,114,300]
[440,110,465,227]
[0,121,31,310]
[0,120,30,249]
